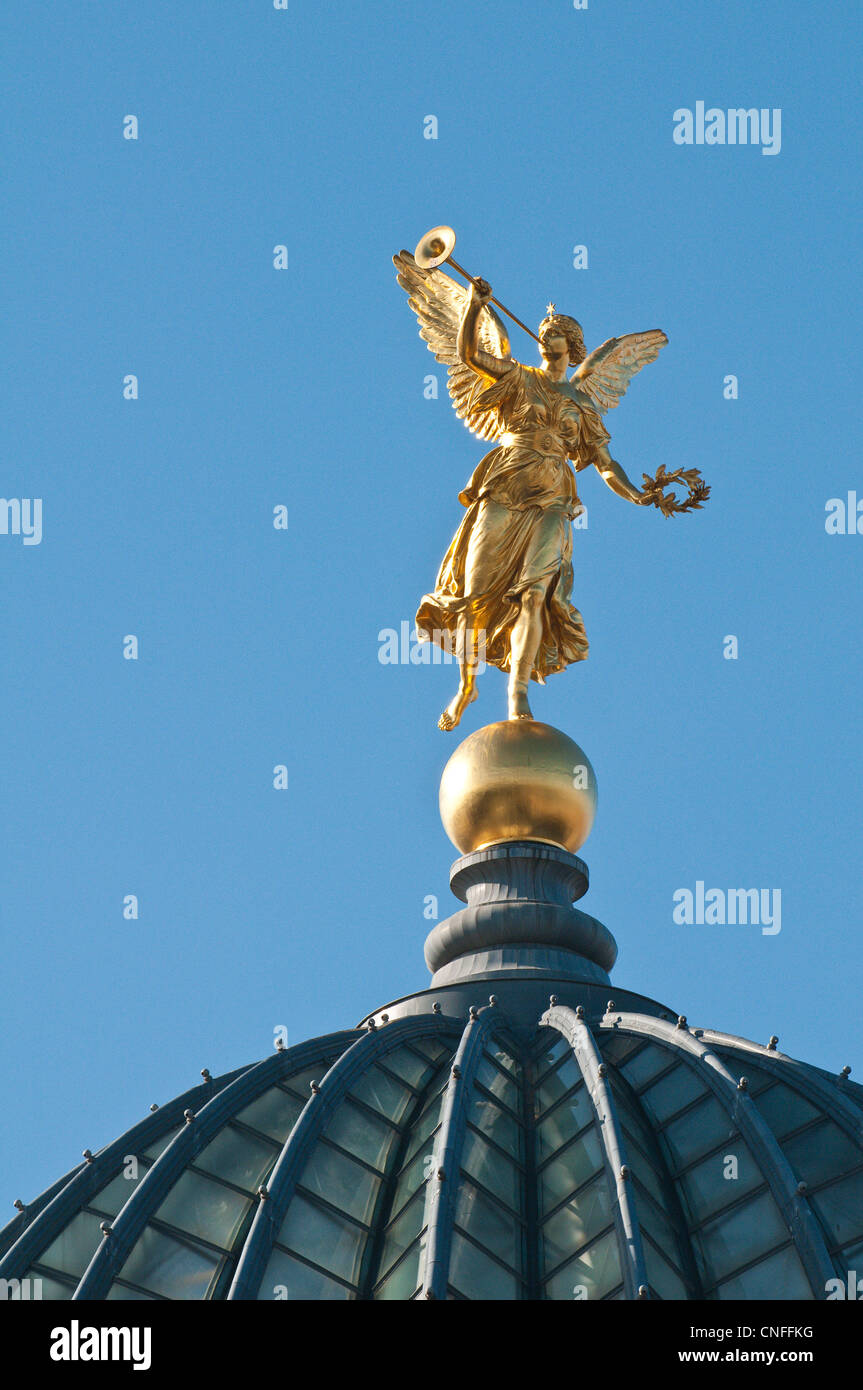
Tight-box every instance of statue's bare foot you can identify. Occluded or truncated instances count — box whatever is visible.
[438,686,477,731]
[508,681,534,721]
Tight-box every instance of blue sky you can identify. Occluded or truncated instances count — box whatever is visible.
[2,0,861,1209]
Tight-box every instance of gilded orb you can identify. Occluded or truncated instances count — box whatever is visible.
[439,721,597,855]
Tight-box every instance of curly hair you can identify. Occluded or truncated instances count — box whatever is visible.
[537,312,586,368]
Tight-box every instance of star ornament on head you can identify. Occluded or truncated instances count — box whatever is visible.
[545,302,556,317]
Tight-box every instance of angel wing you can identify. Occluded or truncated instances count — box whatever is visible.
[571,329,668,412]
[393,250,513,442]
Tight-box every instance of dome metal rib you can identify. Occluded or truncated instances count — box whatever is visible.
[598,1012,837,1295]
[542,1003,650,1299]
[419,1006,495,1300]
[228,1013,452,1299]
[71,1031,360,1300]
[698,1028,863,1144]
[0,1062,252,1284]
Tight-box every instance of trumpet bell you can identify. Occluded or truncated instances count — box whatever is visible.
[414,224,457,270]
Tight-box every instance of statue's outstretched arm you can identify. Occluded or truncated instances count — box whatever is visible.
[457,279,512,381]
[593,444,646,505]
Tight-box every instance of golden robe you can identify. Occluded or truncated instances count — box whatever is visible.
[416,363,611,681]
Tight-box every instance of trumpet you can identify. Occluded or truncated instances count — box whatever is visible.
[414,225,540,344]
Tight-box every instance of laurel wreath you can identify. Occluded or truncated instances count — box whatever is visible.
[641,465,710,517]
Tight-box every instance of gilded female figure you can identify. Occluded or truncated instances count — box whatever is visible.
[394,251,706,730]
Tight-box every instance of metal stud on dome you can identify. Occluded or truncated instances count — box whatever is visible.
[432,1002,441,1014]
[737,1077,749,1091]
[100,1221,112,1235]
[606,1000,615,1012]
[637,1285,649,1299]
[452,1064,462,1079]
[82,1149,94,1163]
[469,1005,478,1020]
[184,1109,194,1123]
[489,995,497,1006]
[13,1199,24,1212]
[677,1015,687,1029]
[149,1103,159,1112]
[381,1013,390,1023]
[768,1036,779,1050]
[310,1080,320,1094]
[840,1065,852,1078]
[549,994,558,1006]
[575,1004,585,1019]
[201,1068,212,1082]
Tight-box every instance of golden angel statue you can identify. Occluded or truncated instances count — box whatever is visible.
[394,232,708,731]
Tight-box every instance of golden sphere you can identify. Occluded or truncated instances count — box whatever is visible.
[439,721,597,855]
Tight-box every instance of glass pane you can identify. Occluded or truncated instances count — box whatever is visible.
[277,1194,365,1285]
[598,1033,643,1066]
[753,1083,821,1138]
[662,1097,735,1170]
[402,1096,444,1167]
[378,1190,427,1280]
[679,1142,763,1224]
[488,1044,521,1080]
[537,1087,594,1157]
[631,1177,684,1255]
[194,1125,278,1194]
[621,1043,675,1091]
[715,1244,812,1300]
[539,1126,604,1215]
[410,1037,451,1063]
[783,1124,863,1189]
[467,1094,521,1161]
[38,1211,104,1278]
[697,1191,788,1285]
[12,1272,72,1300]
[259,1247,352,1300]
[155,1170,251,1249]
[536,1059,583,1115]
[810,1172,863,1246]
[300,1142,381,1225]
[283,1062,338,1099]
[449,1233,518,1299]
[119,1226,222,1299]
[475,1054,519,1111]
[643,1237,689,1299]
[461,1130,519,1210]
[374,1241,424,1300]
[542,1173,614,1273]
[455,1180,520,1268]
[349,1065,414,1125]
[323,1100,397,1172]
[105,1282,157,1301]
[235,1087,304,1143]
[389,1146,434,1220]
[142,1129,181,1162]
[380,1046,435,1090]
[544,1227,621,1301]
[535,1035,571,1077]
[640,1064,705,1124]
[90,1165,147,1218]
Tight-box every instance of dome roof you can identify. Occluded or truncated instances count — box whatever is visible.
[3,984,862,1301]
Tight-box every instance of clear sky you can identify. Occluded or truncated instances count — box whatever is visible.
[2,0,861,1211]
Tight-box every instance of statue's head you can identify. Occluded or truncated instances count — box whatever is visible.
[538,306,586,368]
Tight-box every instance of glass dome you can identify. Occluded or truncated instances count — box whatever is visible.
[3,983,862,1301]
